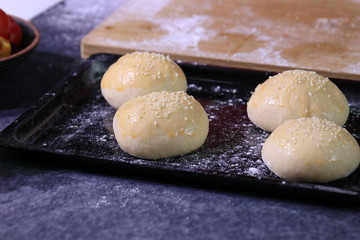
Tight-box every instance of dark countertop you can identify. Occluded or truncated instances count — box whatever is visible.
[1,1,360,239]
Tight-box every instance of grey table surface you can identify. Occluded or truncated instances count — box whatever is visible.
[1,1,360,239]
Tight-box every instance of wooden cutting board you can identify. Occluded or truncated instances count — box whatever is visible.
[81,0,360,80]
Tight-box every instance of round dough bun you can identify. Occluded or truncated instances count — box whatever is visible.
[247,70,349,132]
[101,51,187,109]
[113,91,209,159]
[262,117,360,183]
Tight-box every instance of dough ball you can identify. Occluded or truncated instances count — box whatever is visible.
[101,51,187,108]
[247,70,349,132]
[113,91,209,159]
[261,117,360,183]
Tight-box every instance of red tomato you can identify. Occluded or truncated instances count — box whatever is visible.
[0,9,11,39]
[7,15,22,45]
[0,9,22,46]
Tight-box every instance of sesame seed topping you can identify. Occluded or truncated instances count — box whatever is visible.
[275,117,347,149]
[128,91,196,120]
[278,70,329,90]
[110,51,182,88]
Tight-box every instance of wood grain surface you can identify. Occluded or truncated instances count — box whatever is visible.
[81,0,360,80]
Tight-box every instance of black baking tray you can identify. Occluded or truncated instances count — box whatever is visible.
[1,53,360,202]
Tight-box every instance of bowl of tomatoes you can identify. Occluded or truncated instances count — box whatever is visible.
[0,9,40,71]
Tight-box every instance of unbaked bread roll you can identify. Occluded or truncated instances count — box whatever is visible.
[113,91,209,159]
[247,70,349,132]
[101,51,187,108]
[262,117,360,183]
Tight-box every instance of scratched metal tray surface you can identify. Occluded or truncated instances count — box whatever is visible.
[1,54,360,201]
